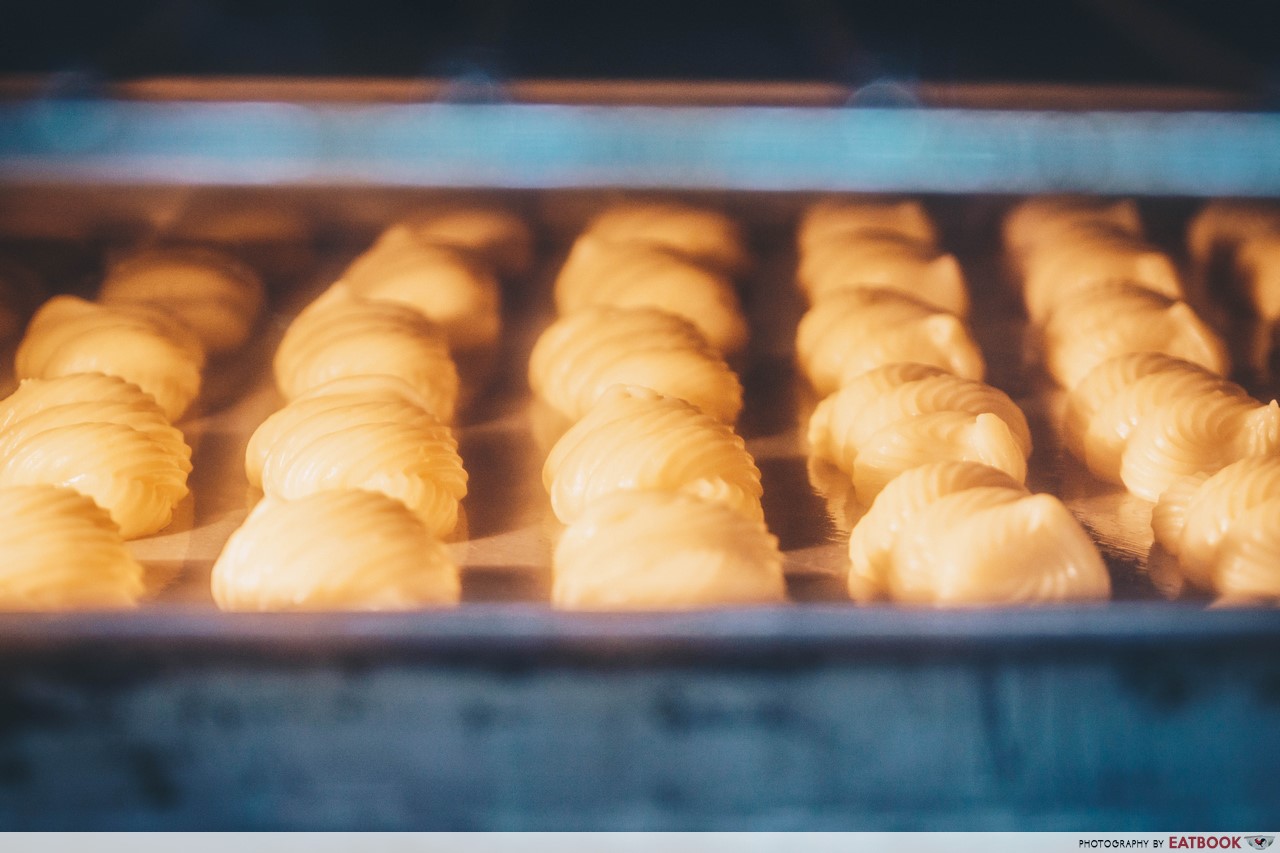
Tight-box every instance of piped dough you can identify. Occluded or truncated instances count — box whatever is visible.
[528,305,743,424]
[1186,200,1280,270]
[245,392,439,490]
[1063,352,1277,499]
[274,287,459,422]
[382,206,534,277]
[337,238,502,353]
[1003,196,1143,276]
[211,490,460,611]
[552,491,785,609]
[797,232,968,315]
[99,247,264,355]
[0,484,145,610]
[798,197,938,253]
[808,364,1031,475]
[258,416,467,538]
[1063,353,1238,482]
[847,462,1109,605]
[796,288,985,395]
[1152,457,1280,598]
[1020,232,1183,326]
[582,202,749,275]
[16,295,205,420]
[1041,282,1229,388]
[554,237,748,355]
[543,385,763,524]
[0,420,189,539]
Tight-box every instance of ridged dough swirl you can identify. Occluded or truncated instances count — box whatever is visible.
[553,237,748,355]
[273,287,459,422]
[1152,457,1280,598]
[1002,196,1143,277]
[796,288,985,395]
[808,364,1031,477]
[259,416,467,538]
[581,202,749,275]
[337,237,502,353]
[798,198,938,253]
[98,247,264,355]
[381,206,534,277]
[1064,353,1278,499]
[211,490,460,611]
[0,375,191,539]
[15,295,205,420]
[1041,282,1228,388]
[1021,230,1183,324]
[889,486,1110,606]
[528,305,743,424]
[0,484,145,610]
[245,392,440,489]
[543,385,763,524]
[846,461,1108,605]
[0,420,190,539]
[796,232,968,315]
[552,491,785,609]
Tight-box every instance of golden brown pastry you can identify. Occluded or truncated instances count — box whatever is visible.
[887,486,1111,606]
[1120,392,1280,502]
[98,248,265,356]
[849,411,1028,501]
[808,365,1031,476]
[337,239,502,353]
[798,197,938,253]
[1064,353,1238,482]
[285,373,444,415]
[259,416,466,538]
[0,484,145,610]
[543,385,763,524]
[553,237,748,355]
[273,287,459,422]
[245,391,443,490]
[1003,196,1143,275]
[528,305,743,424]
[795,289,985,395]
[1152,457,1280,598]
[796,233,968,315]
[211,490,460,611]
[0,394,190,476]
[1019,231,1183,325]
[846,461,1026,601]
[1213,502,1280,600]
[0,420,189,539]
[15,296,205,420]
[846,461,1108,605]
[0,373,188,456]
[1063,352,1278,500]
[1040,282,1229,388]
[552,490,786,609]
[382,206,534,277]
[582,202,749,275]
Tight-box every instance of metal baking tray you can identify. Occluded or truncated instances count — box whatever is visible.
[0,81,1277,830]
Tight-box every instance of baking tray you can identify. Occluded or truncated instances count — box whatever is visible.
[0,81,1278,830]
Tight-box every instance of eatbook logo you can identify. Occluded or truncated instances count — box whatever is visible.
[1247,839,1274,851]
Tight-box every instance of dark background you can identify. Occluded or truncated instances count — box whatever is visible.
[1,0,1277,92]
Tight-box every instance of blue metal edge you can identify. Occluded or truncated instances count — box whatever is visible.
[1,99,1279,195]
[0,603,1277,660]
